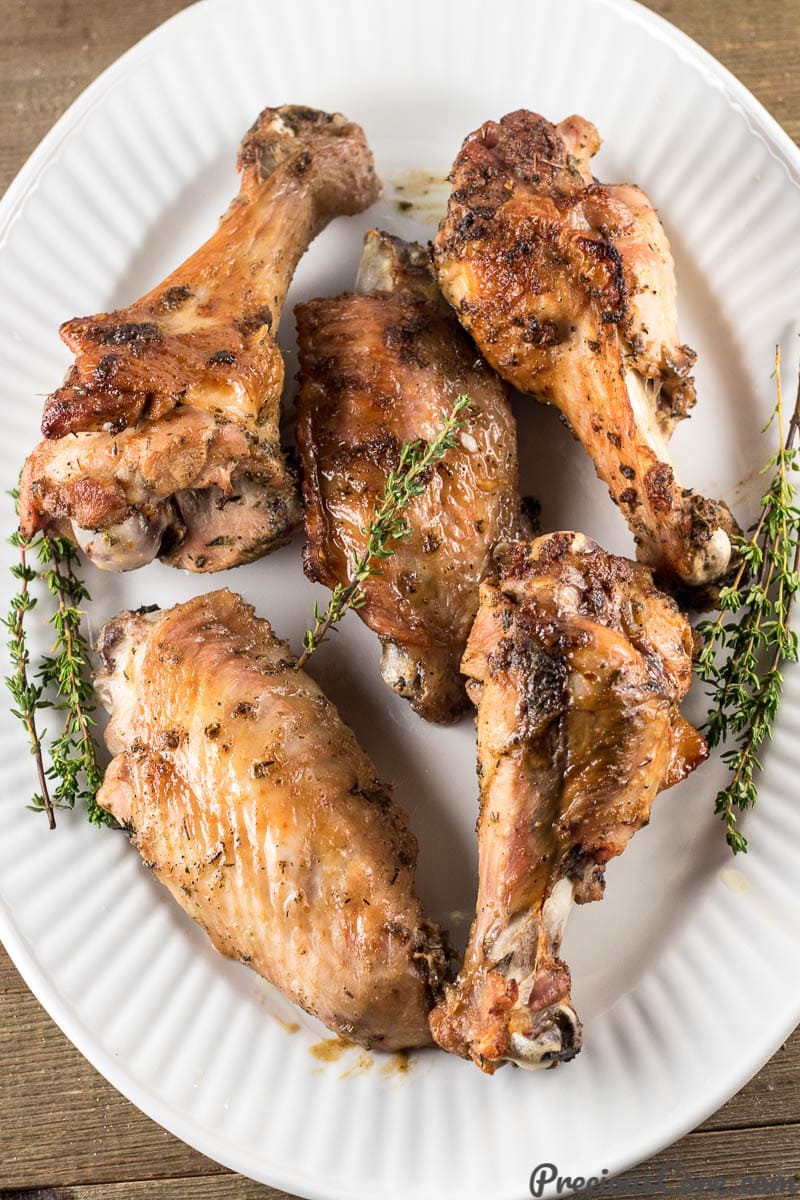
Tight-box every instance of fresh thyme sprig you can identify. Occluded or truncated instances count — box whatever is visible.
[37,537,109,826]
[4,496,110,828]
[4,520,56,828]
[296,394,472,669]
[696,348,800,854]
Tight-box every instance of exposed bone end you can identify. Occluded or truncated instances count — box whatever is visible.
[379,639,468,724]
[355,229,437,299]
[497,883,585,1068]
[431,877,584,1071]
[624,369,738,590]
[161,474,302,573]
[555,114,601,180]
[72,509,172,572]
[239,105,381,216]
[681,525,732,587]
[509,1004,583,1069]
[95,753,136,827]
[624,369,676,474]
[430,962,583,1073]
[499,879,584,1069]
[94,605,161,756]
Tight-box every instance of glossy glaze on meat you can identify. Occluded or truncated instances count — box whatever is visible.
[433,110,738,596]
[296,230,527,723]
[95,590,448,1049]
[430,533,707,1071]
[20,106,380,571]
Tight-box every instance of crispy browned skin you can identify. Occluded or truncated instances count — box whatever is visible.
[430,532,707,1071]
[296,230,527,723]
[95,590,447,1050]
[19,409,299,571]
[43,107,380,439]
[433,110,738,595]
[20,106,380,571]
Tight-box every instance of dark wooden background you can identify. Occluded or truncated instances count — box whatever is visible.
[1,1,798,1197]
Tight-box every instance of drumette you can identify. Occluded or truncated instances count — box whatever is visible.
[20,105,380,571]
[433,110,738,595]
[430,533,707,1070]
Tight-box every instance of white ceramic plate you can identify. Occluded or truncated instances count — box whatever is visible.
[1,1,799,1196]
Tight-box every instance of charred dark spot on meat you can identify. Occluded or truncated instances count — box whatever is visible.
[94,353,120,383]
[157,729,186,751]
[280,105,335,134]
[237,132,281,178]
[521,316,561,347]
[240,107,334,178]
[291,150,313,176]
[349,782,393,809]
[574,235,626,316]
[384,310,431,368]
[104,416,129,436]
[502,237,535,268]
[252,759,276,778]
[237,306,273,336]
[687,496,735,549]
[99,321,162,352]
[154,284,193,312]
[329,429,403,477]
[207,349,237,366]
[488,633,567,727]
[453,210,476,240]
[644,462,675,513]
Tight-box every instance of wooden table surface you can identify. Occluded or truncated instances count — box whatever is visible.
[1,1,798,1197]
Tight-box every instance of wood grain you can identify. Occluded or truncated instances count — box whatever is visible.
[4,1125,799,1198]
[0,1182,288,1200]
[1,0,799,1197]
